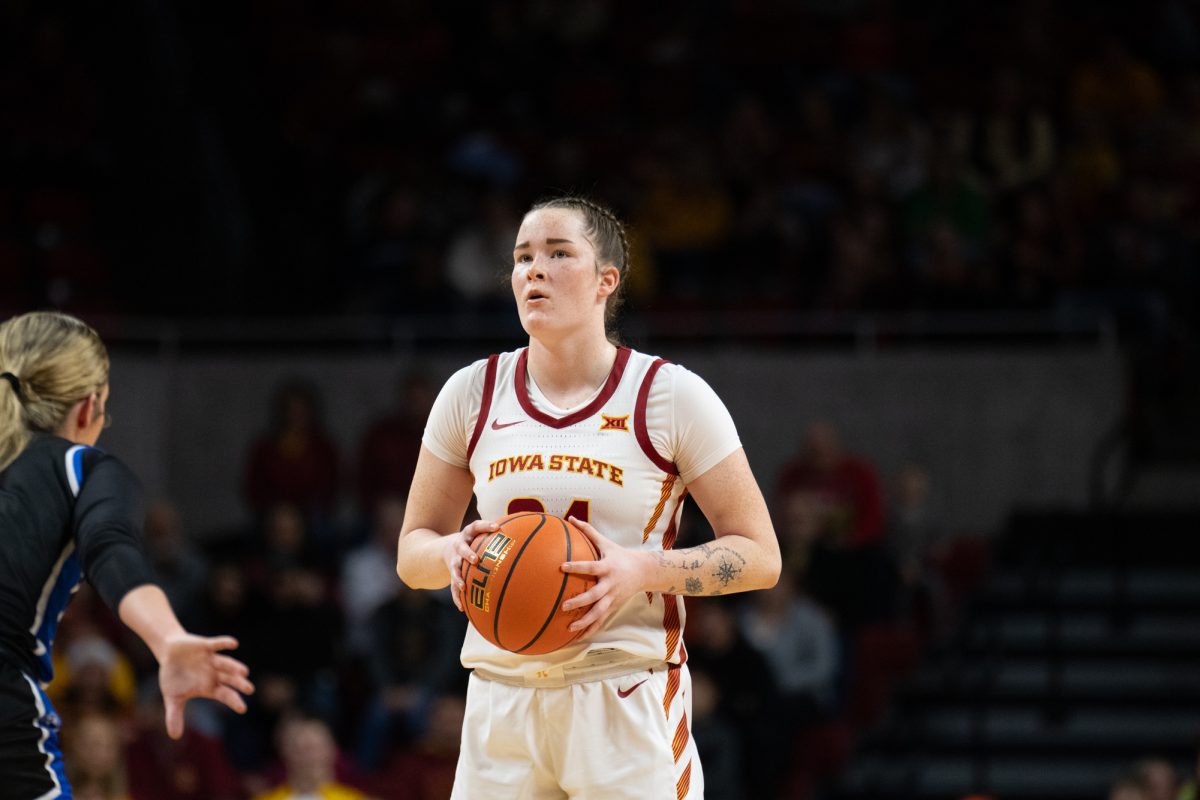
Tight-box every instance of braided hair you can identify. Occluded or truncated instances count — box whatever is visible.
[529,195,631,331]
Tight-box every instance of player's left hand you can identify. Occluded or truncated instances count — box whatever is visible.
[158,634,255,740]
[559,516,650,640]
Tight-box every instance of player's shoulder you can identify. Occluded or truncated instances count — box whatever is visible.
[8,435,132,497]
[454,348,523,379]
[622,349,706,389]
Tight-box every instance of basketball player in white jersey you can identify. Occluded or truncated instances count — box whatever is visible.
[396,195,780,799]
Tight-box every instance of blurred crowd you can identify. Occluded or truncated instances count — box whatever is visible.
[6,0,1200,798]
[0,0,1197,340]
[44,370,990,800]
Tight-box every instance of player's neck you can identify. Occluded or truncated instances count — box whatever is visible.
[526,334,618,406]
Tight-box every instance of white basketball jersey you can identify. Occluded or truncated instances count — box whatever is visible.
[462,347,690,678]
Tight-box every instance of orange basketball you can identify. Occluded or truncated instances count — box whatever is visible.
[460,512,600,655]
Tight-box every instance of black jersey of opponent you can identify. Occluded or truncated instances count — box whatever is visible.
[0,434,155,682]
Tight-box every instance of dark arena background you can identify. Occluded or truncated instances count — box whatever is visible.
[3,1,1200,798]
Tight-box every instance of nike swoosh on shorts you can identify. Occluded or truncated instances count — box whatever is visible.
[617,679,648,699]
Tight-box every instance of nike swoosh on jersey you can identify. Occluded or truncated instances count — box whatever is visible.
[491,418,525,430]
[617,679,648,699]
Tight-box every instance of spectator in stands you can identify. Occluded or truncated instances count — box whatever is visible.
[143,499,209,630]
[193,563,269,773]
[739,568,840,722]
[634,139,734,303]
[686,597,781,799]
[244,503,327,596]
[355,583,465,770]
[958,66,1057,194]
[243,378,340,538]
[125,686,244,800]
[1109,770,1152,800]
[355,368,435,518]
[686,668,742,800]
[1132,757,1178,800]
[252,558,343,737]
[1179,741,1200,800]
[63,713,130,800]
[341,494,406,654]
[254,716,371,800]
[444,190,521,310]
[50,628,138,722]
[776,425,902,632]
[885,462,953,638]
[846,85,928,201]
[365,693,465,800]
[775,420,885,548]
[1070,36,1166,137]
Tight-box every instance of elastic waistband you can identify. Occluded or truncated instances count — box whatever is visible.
[473,653,670,689]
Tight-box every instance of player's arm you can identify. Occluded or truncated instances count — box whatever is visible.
[562,449,780,636]
[74,454,254,739]
[395,444,496,608]
[562,365,780,637]
[637,447,779,596]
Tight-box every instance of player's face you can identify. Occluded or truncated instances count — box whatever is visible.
[512,208,616,341]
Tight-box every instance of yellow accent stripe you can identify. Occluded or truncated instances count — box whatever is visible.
[642,474,677,543]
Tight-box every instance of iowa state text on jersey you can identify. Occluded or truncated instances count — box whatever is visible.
[487,453,625,486]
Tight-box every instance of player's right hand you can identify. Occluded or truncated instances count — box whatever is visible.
[444,519,499,612]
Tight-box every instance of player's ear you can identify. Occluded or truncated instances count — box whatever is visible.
[597,263,619,298]
[75,393,96,430]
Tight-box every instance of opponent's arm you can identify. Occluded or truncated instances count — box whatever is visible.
[74,455,253,739]
[395,444,495,608]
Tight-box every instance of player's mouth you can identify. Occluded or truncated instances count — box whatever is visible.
[525,290,548,304]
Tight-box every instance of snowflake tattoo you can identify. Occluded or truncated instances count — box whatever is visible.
[714,559,742,586]
[685,577,703,594]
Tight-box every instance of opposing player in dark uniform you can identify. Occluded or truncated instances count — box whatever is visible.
[0,311,254,799]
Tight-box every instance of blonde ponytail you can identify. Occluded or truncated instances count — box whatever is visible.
[0,312,109,471]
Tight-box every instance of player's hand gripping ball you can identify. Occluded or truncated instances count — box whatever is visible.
[460,512,600,655]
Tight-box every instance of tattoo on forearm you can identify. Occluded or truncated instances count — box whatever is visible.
[654,543,750,594]
[714,557,743,587]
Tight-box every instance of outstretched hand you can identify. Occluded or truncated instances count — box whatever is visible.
[559,516,650,640]
[445,519,500,612]
[158,634,254,740]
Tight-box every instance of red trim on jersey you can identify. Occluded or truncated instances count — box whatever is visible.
[466,354,499,462]
[634,358,677,475]
[514,346,631,429]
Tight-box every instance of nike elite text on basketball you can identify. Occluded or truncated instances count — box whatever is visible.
[486,453,625,486]
[468,532,515,613]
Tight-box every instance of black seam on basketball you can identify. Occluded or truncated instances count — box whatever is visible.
[516,516,574,653]
[493,513,548,650]
[583,533,601,562]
